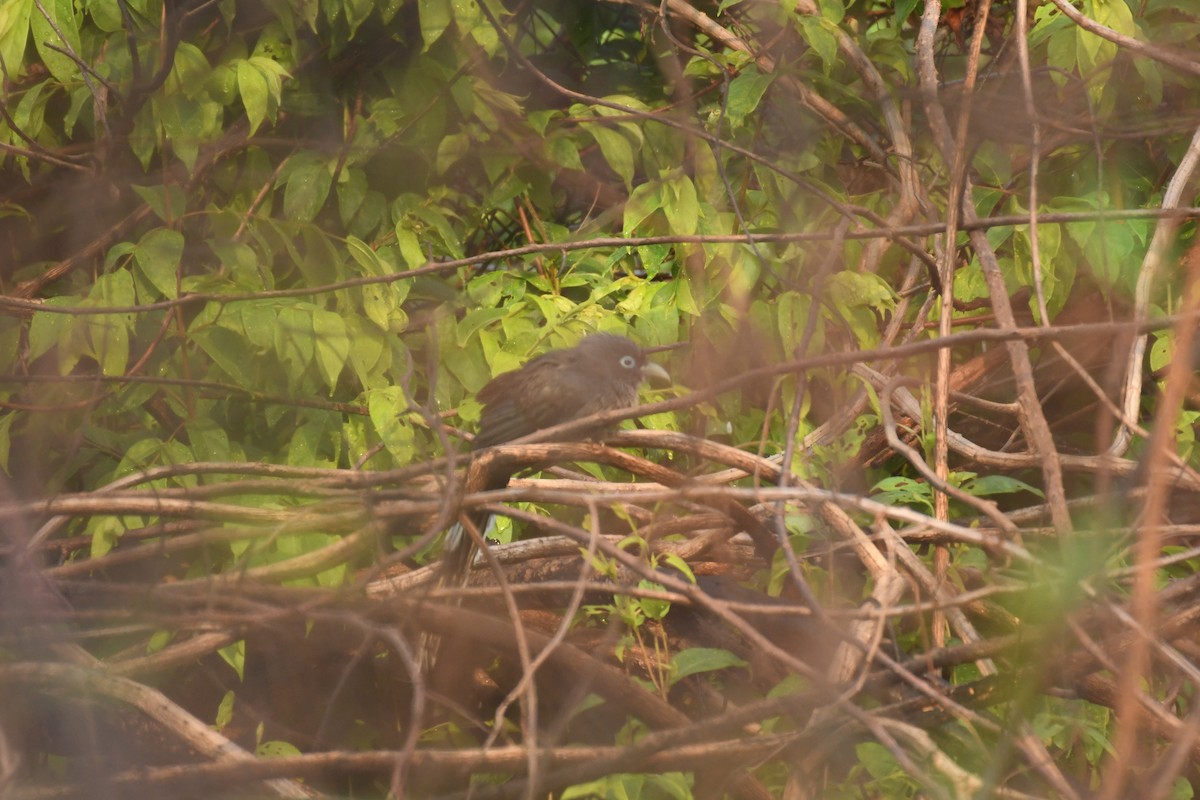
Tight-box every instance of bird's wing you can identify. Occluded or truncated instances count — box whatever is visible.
[472,353,593,449]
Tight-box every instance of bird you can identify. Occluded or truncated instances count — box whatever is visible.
[439,333,670,586]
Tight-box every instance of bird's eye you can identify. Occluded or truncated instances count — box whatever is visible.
[619,355,637,369]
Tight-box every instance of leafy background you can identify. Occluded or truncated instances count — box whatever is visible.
[2,0,1200,798]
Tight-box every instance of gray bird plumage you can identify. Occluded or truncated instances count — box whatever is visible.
[440,334,668,580]
[471,333,669,450]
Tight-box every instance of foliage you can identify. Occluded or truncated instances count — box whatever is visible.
[2,0,1200,797]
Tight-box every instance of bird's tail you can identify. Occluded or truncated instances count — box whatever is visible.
[417,515,490,673]
[439,519,477,588]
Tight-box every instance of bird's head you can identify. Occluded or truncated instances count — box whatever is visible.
[576,334,671,389]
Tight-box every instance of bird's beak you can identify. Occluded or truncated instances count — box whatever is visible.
[640,362,671,387]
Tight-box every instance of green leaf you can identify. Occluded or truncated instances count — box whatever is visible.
[218,639,246,681]
[337,167,367,226]
[13,79,49,144]
[362,284,391,331]
[670,647,747,683]
[88,270,135,376]
[1012,222,1070,321]
[407,203,463,259]
[231,302,276,352]
[457,306,508,342]
[367,386,416,463]
[634,243,672,277]
[283,153,333,222]
[214,691,235,731]
[0,408,13,473]
[1133,53,1163,107]
[316,562,347,587]
[30,0,81,83]
[258,739,302,758]
[1074,11,1116,85]
[27,296,78,361]
[777,290,819,357]
[827,270,895,313]
[133,228,184,300]
[157,94,206,169]
[348,237,410,331]
[347,317,388,388]
[312,309,350,392]
[658,552,694,583]
[1149,332,1171,376]
[0,316,17,374]
[798,16,838,74]
[395,226,426,270]
[1045,19,1077,84]
[206,62,238,104]
[345,0,372,36]
[168,42,211,98]
[962,474,1045,499]
[296,0,318,30]
[275,305,316,382]
[953,260,988,305]
[346,235,386,274]
[365,282,411,332]
[81,0,123,30]
[418,0,452,49]
[892,0,920,26]
[562,777,621,800]
[623,181,664,236]
[637,579,670,620]
[237,59,269,134]
[88,516,124,559]
[546,135,584,171]
[287,414,333,467]
[857,741,906,782]
[146,629,174,655]
[587,123,635,188]
[871,476,933,513]
[442,335,491,394]
[127,106,158,170]
[186,417,232,461]
[131,184,187,223]
[436,132,470,174]
[193,325,255,386]
[664,175,698,235]
[1091,0,1134,36]
[671,275,699,316]
[645,772,693,800]
[248,56,289,99]
[725,69,773,128]
[0,0,33,81]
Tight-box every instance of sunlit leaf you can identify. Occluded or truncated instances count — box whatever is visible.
[237,59,269,134]
[670,648,747,683]
[30,0,80,82]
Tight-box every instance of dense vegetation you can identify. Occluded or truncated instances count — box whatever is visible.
[3,0,1200,797]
